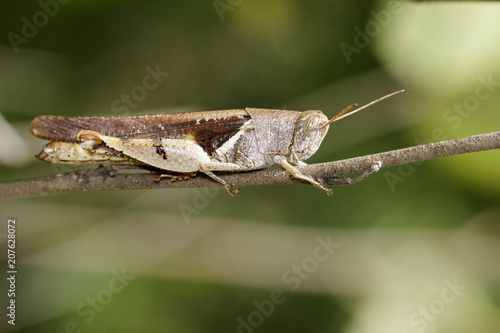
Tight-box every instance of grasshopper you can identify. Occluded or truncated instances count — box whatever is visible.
[30,90,403,196]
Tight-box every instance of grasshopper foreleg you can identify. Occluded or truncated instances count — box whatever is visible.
[275,157,333,196]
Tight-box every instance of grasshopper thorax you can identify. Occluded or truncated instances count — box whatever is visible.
[290,110,330,163]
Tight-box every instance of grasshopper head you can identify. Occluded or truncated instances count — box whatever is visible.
[289,90,405,164]
[290,110,330,163]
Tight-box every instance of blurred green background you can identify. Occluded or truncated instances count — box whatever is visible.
[1,1,499,332]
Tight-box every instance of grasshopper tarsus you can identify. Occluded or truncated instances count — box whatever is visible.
[226,186,240,197]
[323,187,334,196]
[202,171,239,196]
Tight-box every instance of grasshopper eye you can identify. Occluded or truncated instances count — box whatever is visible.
[302,113,322,137]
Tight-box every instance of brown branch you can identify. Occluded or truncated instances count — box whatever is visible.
[0,131,499,199]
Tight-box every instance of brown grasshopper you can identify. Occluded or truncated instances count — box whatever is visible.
[30,90,403,196]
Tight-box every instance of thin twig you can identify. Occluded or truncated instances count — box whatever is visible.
[0,131,499,199]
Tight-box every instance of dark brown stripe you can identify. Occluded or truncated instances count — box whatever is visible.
[30,111,250,143]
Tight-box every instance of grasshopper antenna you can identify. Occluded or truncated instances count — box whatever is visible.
[321,89,405,127]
